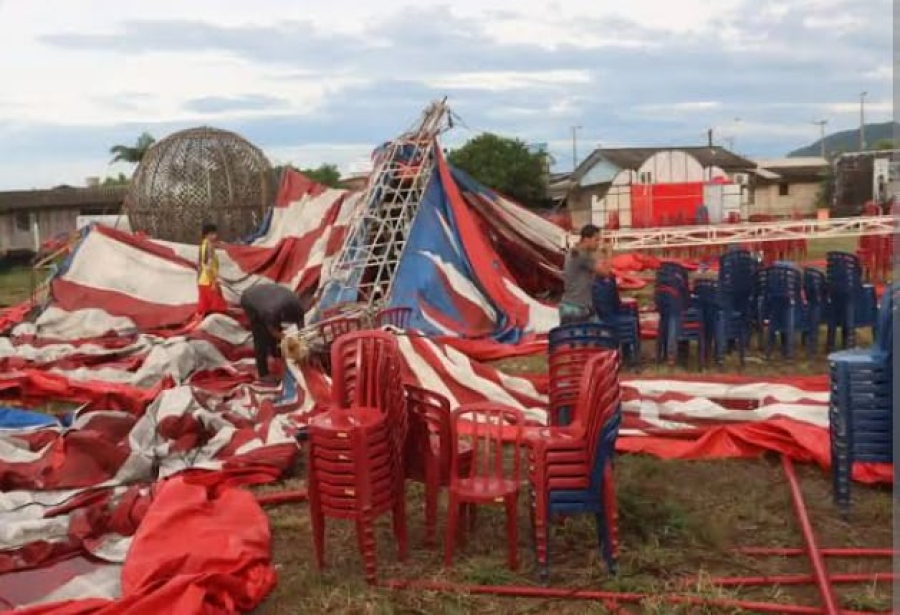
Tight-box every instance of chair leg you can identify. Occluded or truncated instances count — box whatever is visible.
[392,482,408,561]
[423,469,439,548]
[444,496,460,566]
[505,493,519,571]
[356,515,378,585]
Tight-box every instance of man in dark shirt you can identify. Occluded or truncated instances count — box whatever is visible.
[559,224,612,325]
[240,283,306,381]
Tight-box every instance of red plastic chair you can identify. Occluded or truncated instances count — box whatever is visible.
[444,402,525,570]
[404,384,473,547]
[375,306,413,329]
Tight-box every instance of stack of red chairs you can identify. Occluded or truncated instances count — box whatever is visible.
[525,350,622,581]
[856,203,893,283]
[548,346,605,427]
[306,331,408,584]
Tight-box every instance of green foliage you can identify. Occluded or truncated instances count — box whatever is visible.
[102,172,129,186]
[300,163,341,187]
[871,138,896,151]
[447,133,549,207]
[273,163,342,188]
[109,132,156,165]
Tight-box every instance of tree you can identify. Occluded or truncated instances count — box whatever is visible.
[447,133,548,207]
[300,163,341,187]
[109,132,156,165]
[102,172,129,186]
[870,138,896,151]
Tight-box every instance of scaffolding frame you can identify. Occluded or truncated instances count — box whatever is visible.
[312,100,453,320]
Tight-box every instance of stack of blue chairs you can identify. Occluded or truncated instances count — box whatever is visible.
[591,276,642,368]
[761,264,804,359]
[828,283,896,515]
[825,251,878,351]
[801,268,827,356]
[654,262,705,369]
[717,249,756,359]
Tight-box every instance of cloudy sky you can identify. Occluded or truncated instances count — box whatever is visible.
[0,0,892,189]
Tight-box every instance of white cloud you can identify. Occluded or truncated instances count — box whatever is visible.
[0,0,891,188]
[426,69,592,91]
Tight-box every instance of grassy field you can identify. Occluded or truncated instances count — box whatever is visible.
[0,264,41,307]
[1,237,894,613]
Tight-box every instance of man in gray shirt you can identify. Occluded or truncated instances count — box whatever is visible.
[559,224,612,324]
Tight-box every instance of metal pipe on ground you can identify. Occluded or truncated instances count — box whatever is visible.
[254,489,307,506]
[781,455,841,615]
[736,547,897,558]
[382,579,831,614]
[681,572,896,588]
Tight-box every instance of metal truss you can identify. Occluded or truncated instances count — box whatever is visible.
[581,216,898,251]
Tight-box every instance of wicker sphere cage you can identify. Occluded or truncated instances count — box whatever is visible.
[124,126,274,243]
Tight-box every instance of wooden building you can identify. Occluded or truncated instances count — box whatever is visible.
[0,185,126,258]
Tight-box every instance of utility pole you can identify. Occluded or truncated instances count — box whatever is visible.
[571,125,582,171]
[707,128,714,147]
[812,119,828,158]
[859,91,867,150]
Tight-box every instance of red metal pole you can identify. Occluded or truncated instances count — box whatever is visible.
[254,489,307,506]
[381,579,827,614]
[685,572,896,588]
[736,547,897,558]
[781,455,840,615]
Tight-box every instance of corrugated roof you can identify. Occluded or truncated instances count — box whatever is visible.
[572,146,756,185]
[0,185,128,213]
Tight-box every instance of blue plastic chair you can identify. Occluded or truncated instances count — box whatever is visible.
[694,278,748,367]
[828,283,896,515]
[761,265,804,359]
[591,277,642,369]
[801,268,827,356]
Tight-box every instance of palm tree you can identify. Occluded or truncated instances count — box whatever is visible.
[109,132,156,164]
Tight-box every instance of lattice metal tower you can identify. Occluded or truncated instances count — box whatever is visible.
[313,99,453,319]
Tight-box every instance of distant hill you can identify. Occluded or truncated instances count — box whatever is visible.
[788,121,898,158]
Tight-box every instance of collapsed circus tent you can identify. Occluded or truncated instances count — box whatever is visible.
[20,147,566,345]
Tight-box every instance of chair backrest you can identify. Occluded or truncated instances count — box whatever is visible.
[826,251,863,296]
[548,346,606,426]
[548,322,619,352]
[803,268,827,306]
[376,307,413,329]
[330,331,406,438]
[450,402,525,482]
[404,384,452,471]
[591,276,623,318]
[582,351,622,466]
[719,249,755,301]
[318,315,366,345]
[874,283,898,355]
[762,264,802,303]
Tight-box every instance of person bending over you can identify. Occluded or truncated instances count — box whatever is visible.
[240,283,306,382]
[558,224,612,325]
